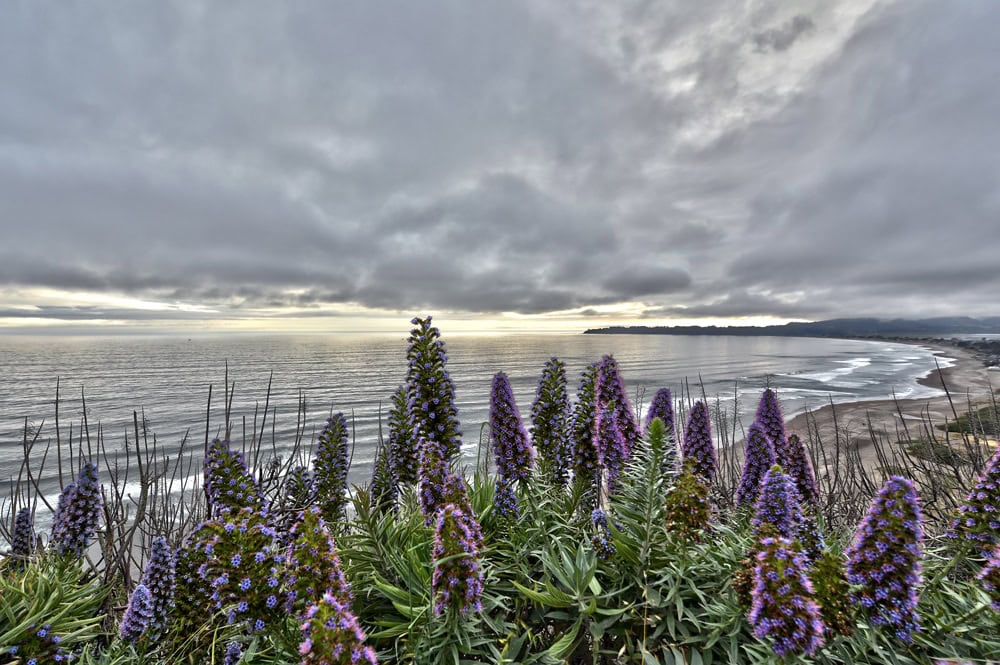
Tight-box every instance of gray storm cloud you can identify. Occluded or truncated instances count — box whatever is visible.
[1,0,998,324]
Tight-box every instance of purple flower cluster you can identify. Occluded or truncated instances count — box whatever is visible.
[644,388,677,470]
[494,477,519,521]
[406,316,462,460]
[748,536,825,657]
[388,386,419,484]
[753,465,804,541]
[204,439,263,519]
[736,423,777,508]
[594,406,627,493]
[530,357,572,484]
[285,508,352,618]
[681,401,716,485]
[120,583,155,643]
[223,641,243,665]
[299,591,378,665]
[418,438,449,520]
[431,503,484,616]
[785,433,819,507]
[594,355,641,456]
[9,623,70,663]
[571,363,600,482]
[755,389,789,464]
[50,461,102,558]
[11,506,35,557]
[370,444,399,515]
[140,536,176,636]
[845,476,924,642]
[590,509,616,560]
[314,414,351,525]
[950,446,1000,551]
[285,466,316,510]
[664,465,712,542]
[490,372,535,518]
[978,543,1000,613]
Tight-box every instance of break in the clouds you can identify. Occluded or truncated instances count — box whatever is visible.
[1,0,999,329]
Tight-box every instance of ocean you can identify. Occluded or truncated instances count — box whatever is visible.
[0,332,951,496]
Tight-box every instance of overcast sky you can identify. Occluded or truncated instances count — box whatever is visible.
[2,1,999,334]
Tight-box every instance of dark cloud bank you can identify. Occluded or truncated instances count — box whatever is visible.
[1,1,999,326]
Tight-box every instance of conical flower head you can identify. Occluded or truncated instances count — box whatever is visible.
[140,536,176,636]
[530,357,571,485]
[299,592,377,665]
[664,464,712,542]
[846,476,923,642]
[120,583,155,643]
[681,401,716,484]
[387,386,419,484]
[571,362,600,482]
[753,465,803,541]
[594,355,641,455]
[431,504,484,616]
[755,389,789,466]
[594,405,627,493]
[736,423,777,508]
[785,433,819,507]
[285,508,352,618]
[490,372,535,483]
[204,439,263,518]
[811,550,855,637]
[494,476,519,521]
[370,444,398,515]
[590,508,615,560]
[11,507,35,557]
[51,461,102,558]
[418,438,449,520]
[978,543,1000,613]
[748,537,825,657]
[314,413,351,525]
[950,445,1000,551]
[406,316,462,460]
[223,642,243,665]
[645,388,675,434]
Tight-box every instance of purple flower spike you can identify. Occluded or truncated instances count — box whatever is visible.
[644,388,675,434]
[572,363,601,482]
[314,414,351,525]
[50,461,102,558]
[11,507,35,558]
[490,372,535,483]
[530,358,572,485]
[406,316,462,460]
[370,444,399,515]
[431,504,484,617]
[736,423,777,508]
[755,389,789,466]
[590,509,615,559]
[846,476,924,642]
[681,401,716,485]
[285,508,352,618]
[494,477,519,521]
[785,433,819,507]
[120,584,155,643]
[950,445,1000,551]
[748,537,825,657]
[594,355,641,455]
[204,439,263,519]
[140,536,176,636]
[594,405,627,493]
[752,465,803,541]
[978,543,1000,613]
[418,438,449,520]
[223,642,243,665]
[299,591,377,665]
[388,386,419,484]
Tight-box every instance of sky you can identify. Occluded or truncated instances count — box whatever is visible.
[1,1,999,334]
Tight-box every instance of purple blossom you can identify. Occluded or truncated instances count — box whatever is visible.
[314,414,351,525]
[681,401,716,485]
[594,355,641,456]
[431,504,484,617]
[204,439,263,519]
[11,506,35,558]
[299,591,377,665]
[418,438,449,520]
[387,386,419,484]
[406,316,462,460]
[978,543,1000,613]
[752,465,803,541]
[594,405,627,493]
[285,508,352,618]
[590,509,615,560]
[50,461,102,558]
[120,584,155,643]
[530,357,572,485]
[785,433,819,507]
[736,422,777,508]
[846,476,924,642]
[571,363,600,482]
[370,444,399,515]
[490,372,535,489]
[223,642,243,665]
[493,476,519,521]
[748,536,825,657]
[949,445,1000,551]
[644,388,675,434]
[755,389,789,467]
[140,536,176,636]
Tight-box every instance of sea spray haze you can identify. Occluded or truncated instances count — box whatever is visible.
[530,357,571,484]
[406,315,462,460]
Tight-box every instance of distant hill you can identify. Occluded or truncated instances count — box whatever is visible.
[583,317,1000,338]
